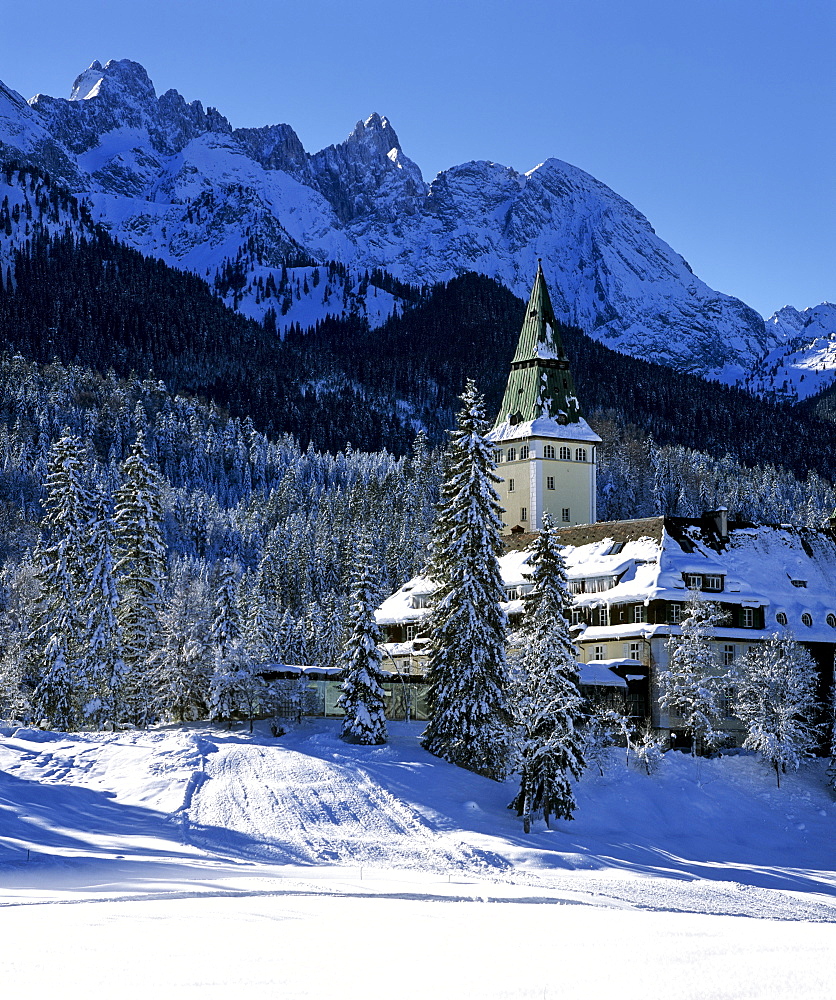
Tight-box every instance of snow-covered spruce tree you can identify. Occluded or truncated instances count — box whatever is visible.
[114,431,166,726]
[659,594,727,756]
[735,632,819,787]
[30,432,98,729]
[422,381,511,780]
[78,492,125,728]
[338,539,387,745]
[508,514,585,831]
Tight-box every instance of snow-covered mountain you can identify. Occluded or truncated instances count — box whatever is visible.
[743,303,836,401]
[0,59,831,386]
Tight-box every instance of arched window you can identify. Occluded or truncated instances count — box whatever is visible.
[801,612,813,627]
[507,447,516,462]
[827,613,836,628]
[559,446,571,460]
[776,611,788,626]
[575,447,587,462]
[493,450,503,463]
[543,445,555,460]
[519,445,529,460]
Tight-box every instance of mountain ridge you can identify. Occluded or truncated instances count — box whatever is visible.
[0,58,832,391]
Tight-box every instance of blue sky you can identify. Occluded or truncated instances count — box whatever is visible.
[4,0,833,317]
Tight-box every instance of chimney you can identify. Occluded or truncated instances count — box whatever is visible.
[705,507,729,540]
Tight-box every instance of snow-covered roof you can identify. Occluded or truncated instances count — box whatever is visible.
[488,415,601,444]
[578,663,628,688]
[377,518,836,643]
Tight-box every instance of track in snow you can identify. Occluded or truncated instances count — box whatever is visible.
[186,733,486,872]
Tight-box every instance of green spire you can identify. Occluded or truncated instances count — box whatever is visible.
[494,262,581,428]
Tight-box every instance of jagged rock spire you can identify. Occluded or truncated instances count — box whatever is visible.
[494,262,581,427]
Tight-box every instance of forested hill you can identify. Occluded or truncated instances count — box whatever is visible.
[2,225,835,481]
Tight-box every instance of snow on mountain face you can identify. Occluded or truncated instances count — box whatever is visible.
[0,58,827,385]
[744,303,836,401]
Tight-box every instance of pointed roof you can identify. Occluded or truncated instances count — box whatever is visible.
[493,262,583,430]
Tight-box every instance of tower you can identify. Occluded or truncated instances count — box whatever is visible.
[488,262,600,532]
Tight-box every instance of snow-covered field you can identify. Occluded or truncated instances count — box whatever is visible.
[1,720,835,997]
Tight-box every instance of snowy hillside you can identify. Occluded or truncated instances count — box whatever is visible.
[0,720,834,995]
[0,59,822,385]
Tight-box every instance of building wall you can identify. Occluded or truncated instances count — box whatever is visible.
[494,436,596,531]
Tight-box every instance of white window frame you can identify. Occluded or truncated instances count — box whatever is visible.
[520,507,527,522]
[562,507,570,523]
[546,476,555,490]
[669,602,682,624]
[575,447,587,462]
[633,605,646,623]
[544,445,556,460]
[742,608,755,628]
[559,446,571,460]
[508,478,515,492]
[519,445,529,460]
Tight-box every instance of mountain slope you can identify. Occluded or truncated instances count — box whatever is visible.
[0,58,812,385]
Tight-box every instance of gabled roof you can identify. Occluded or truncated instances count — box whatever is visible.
[493,262,582,429]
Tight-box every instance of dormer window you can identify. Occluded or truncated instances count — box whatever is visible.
[684,574,702,590]
[776,612,788,626]
[704,575,723,592]
[791,580,807,588]
[801,612,813,627]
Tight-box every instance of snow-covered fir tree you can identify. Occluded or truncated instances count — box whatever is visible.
[114,431,166,726]
[78,491,124,727]
[735,632,819,786]
[508,514,585,830]
[29,433,98,729]
[338,539,387,745]
[659,595,728,756]
[422,381,510,780]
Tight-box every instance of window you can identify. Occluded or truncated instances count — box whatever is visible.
[596,607,609,627]
[801,612,813,627]
[520,507,528,521]
[776,611,788,626]
[717,685,735,719]
[507,447,516,462]
[827,614,836,628]
[704,575,723,592]
[592,645,606,661]
[406,624,418,642]
[721,644,736,666]
[575,447,587,462]
[493,449,503,463]
[623,641,641,660]
[570,607,584,625]
[519,445,529,460]
[791,580,807,588]
[741,608,755,628]
[633,605,646,624]
[508,478,515,492]
[546,476,555,490]
[544,445,556,460]
[669,603,682,624]
[684,574,702,590]
[562,507,571,523]
[559,446,571,460]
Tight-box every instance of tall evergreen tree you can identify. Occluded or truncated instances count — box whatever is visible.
[114,431,166,726]
[736,632,819,786]
[30,432,97,729]
[78,492,124,727]
[338,539,387,745]
[508,514,585,830]
[422,381,510,779]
